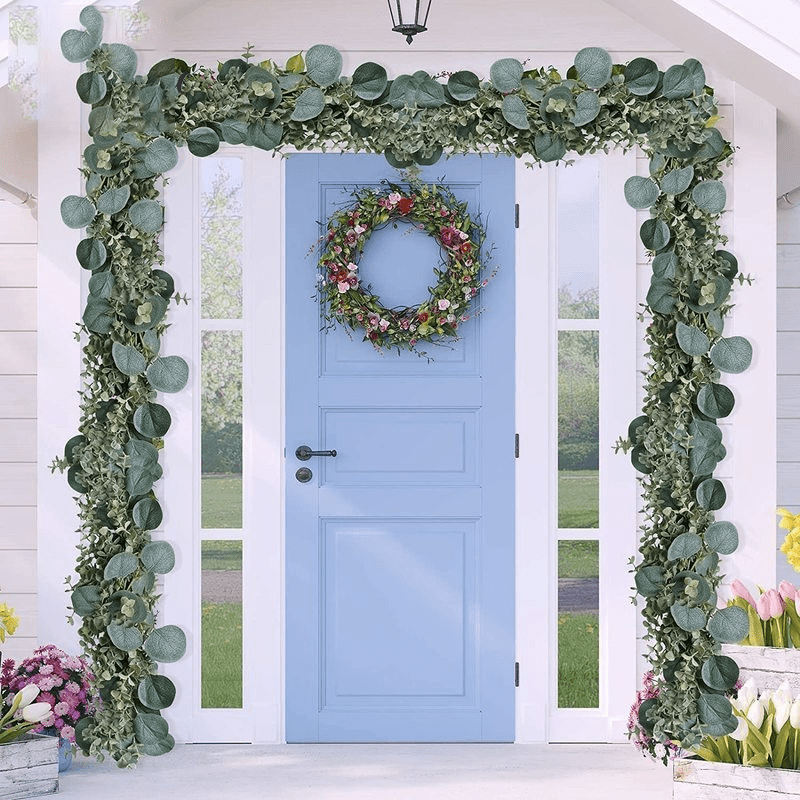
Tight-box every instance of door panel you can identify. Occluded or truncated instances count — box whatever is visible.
[285,153,515,742]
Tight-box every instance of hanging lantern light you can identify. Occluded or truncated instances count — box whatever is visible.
[387,0,432,44]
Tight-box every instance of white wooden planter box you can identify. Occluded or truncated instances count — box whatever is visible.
[722,643,800,693]
[0,733,58,799]
[674,757,800,798]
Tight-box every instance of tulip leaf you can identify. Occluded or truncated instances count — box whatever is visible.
[701,655,739,691]
[698,693,737,736]
[107,622,144,652]
[138,675,177,711]
[671,602,707,631]
[141,541,175,574]
[667,532,702,561]
[704,521,738,555]
[144,625,187,663]
[710,336,753,374]
[707,606,750,643]
[104,552,139,581]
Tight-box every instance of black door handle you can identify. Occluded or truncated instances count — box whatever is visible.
[296,445,337,461]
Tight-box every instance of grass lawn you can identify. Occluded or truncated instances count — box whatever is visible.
[558,612,599,708]
[559,540,599,579]
[201,474,243,529]
[201,539,242,572]
[201,602,243,708]
[558,469,599,528]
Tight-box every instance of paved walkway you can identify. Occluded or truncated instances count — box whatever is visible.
[54,743,673,800]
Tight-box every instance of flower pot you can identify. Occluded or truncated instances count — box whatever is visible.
[722,643,800,693]
[0,733,58,798]
[674,757,800,798]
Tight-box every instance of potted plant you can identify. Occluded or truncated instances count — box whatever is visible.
[1,644,99,773]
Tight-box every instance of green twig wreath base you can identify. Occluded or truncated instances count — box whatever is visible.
[55,3,752,765]
[319,182,488,353]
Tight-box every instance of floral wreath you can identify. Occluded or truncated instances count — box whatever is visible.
[318,180,490,353]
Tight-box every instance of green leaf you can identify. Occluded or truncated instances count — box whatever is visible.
[640,219,671,251]
[447,71,480,102]
[384,150,415,169]
[96,185,130,216]
[624,58,660,95]
[707,606,749,643]
[291,87,326,122]
[534,132,566,163]
[624,176,659,209]
[635,565,663,597]
[76,237,107,271]
[141,541,175,574]
[71,585,101,617]
[501,95,530,130]
[692,180,727,214]
[652,250,678,280]
[112,342,147,376]
[187,126,220,158]
[696,478,726,510]
[684,58,706,93]
[138,675,177,711]
[134,403,172,437]
[64,435,85,464]
[74,717,95,754]
[704,521,738,555]
[104,552,139,581]
[696,551,719,576]
[107,43,138,82]
[638,697,658,734]
[574,47,612,89]
[671,602,707,631]
[630,445,651,474]
[123,294,168,333]
[61,28,101,63]
[132,571,156,595]
[128,199,164,233]
[716,250,739,281]
[490,58,524,92]
[698,694,737,736]
[416,78,445,108]
[67,465,87,494]
[134,712,169,745]
[153,270,175,300]
[147,58,190,83]
[76,72,107,104]
[628,415,648,443]
[701,655,739,691]
[675,322,710,356]
[61,195,96,229]
[690,442,726,478]
[219,120,248,145]
[79,6,104,38]
[697,383,735,419]
[140,734,175,757]
[571,91,600,126]
[132,498,163,531]
[661,166,694,196]
[662,64,694,99]
[352,62,388,100]
[413,147,443,167]
[108,622,144,651]
[710,336,753,374]
[305,44,342,87]
[285,52,305,73]
[143,138,179,174]
[144,625,187,663]
[83,298,113,334]
[697,128,726,161]
[646,278,675,314]
[146,356,189,393]
[246,120,283,151]
[667,532,702,561]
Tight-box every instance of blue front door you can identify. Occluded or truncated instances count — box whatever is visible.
[285,154,515,742]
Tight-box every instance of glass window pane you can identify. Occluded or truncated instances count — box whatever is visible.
[201,330,242,528]
[200,157,243,319]
[557,539,599,708]
[558,330,599,528]
[557,159,599,319]
[201,540,243,708]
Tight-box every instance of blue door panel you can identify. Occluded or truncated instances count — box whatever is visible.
[285,153,514,743]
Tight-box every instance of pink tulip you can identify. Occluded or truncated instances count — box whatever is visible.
[780,581,798,602]
[757,592,772,621]
[766,588,786,618]
[731,579,757,608]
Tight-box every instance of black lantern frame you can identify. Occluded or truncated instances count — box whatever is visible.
[387,0,432,44]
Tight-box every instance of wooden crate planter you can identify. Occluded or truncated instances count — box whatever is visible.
[722,643,800,693]
[0,733,58,799]
[674,758,800,798]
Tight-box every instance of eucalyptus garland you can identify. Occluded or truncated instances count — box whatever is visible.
[319,182,487,352]
[56,3,748,764]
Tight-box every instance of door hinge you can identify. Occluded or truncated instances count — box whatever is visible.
[515,433,519,458]
[515,661,520,687]
[514,203,519,228]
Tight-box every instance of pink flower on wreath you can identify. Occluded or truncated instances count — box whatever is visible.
[397,197,414,215]
[437,298,451,311]
[439,226,461,248]
[345,231,358,245]
[337,281,350,294]
[367,314,380,329]
[347,261,358,271]
[354,224,367,235]
[399,319,411,330]
[333,245,342,254]
[356,313,364,322]
[379,319,390,332]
